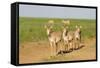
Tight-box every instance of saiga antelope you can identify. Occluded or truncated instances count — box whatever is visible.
[74,25,82,49]
[44,20,62,57]
[62,20,74,51]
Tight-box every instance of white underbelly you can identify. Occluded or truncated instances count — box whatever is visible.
[49,37,61,43]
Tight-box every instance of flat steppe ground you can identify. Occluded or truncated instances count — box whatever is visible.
[19,37,96,64]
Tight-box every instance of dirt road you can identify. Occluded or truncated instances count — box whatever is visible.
[19,38,96,64]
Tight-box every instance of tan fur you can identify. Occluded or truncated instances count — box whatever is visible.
[62,20,74,51]
[74,25,82,49]
[45,20,62,56]
[62,27,74,51]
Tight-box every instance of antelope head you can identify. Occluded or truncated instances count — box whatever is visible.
[44,20,54,36]
[75,25,82,33]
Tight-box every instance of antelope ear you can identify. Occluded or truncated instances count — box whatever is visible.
[80,26,82,28]
[76,25,78,28]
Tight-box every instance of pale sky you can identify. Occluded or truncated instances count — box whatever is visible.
[19,4,96,19]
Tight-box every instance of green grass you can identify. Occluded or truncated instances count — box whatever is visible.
[19,17,96,43]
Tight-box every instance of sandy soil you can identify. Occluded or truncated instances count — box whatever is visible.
[19,38,96,64]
